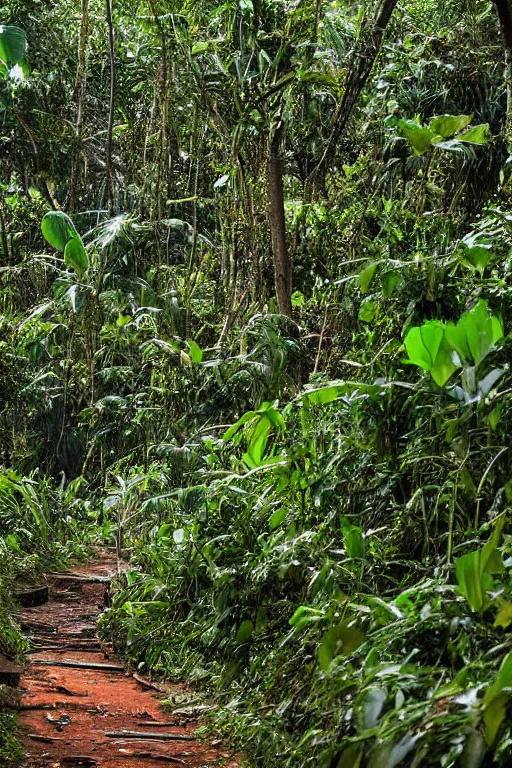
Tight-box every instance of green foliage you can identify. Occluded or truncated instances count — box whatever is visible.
[392,114,491,155]
[404,320,455,386]
[456,517,505,612]
[41,212,88,278]
[0,25,26,78]
[3,0,512,766]
[317,622,365,671]
[404,300,503,387]
[483,651,512,747]
[224,401,286,468]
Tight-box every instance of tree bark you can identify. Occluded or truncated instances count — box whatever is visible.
[307,0,399,189]
[492,0,512,142]
[69,0,89,211]
[268,132,292,317]
[105,0,116,209]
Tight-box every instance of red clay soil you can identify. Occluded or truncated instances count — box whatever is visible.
[17,553,239,768]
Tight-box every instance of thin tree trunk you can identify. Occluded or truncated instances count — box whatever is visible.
[105,0,116,209]
[268,133,292,317]
[70,0,89,211]
[307,0,399,189]
[148,0,169,220]
[492,0,512,142]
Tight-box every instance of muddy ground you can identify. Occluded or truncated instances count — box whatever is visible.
[16,554,239,768]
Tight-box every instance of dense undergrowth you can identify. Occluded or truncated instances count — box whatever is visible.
[3,0,512,765]
[0,473,95,761]
[0,559,25,767]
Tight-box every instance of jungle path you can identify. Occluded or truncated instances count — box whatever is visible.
[17,553,238,768]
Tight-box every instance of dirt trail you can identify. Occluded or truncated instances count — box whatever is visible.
[17,553,238,768]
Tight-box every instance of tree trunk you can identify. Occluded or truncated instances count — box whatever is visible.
[307,0,399,189]
[268,133,292,317]
[105,0,116,209]
[69,0,89,211]
[492,0,512,142]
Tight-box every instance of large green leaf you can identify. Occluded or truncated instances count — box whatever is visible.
[405,301,503,387]
[359,262,379,294]
[381,270,400,297]
[446,300,503,367]
[42,212,88,278]
[289,605,325,630]
[235,619,253,645]
[429,114,472,139]
[64,238,88,279]
[483,651,512,745]
[455,517,505,613]
[244,415,271,467]
[396,119,434,155]
[304,384,341,405]
[459,232,494,276]
[358,300,374,323]
[341,518,364,559]
[404,322,444,371]
[336,744,363,768]
[188,340,203,363]
[0,25,27,76]
[224,410,257,442]
[404,322,457,386]
[428,334,458,387]
[41,211,79,251]
[458,124,491,145]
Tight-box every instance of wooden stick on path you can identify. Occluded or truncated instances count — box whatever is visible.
[132,755,186,765]
[32,659,125,672]
[106,730,196,741]
[133,672,167,692]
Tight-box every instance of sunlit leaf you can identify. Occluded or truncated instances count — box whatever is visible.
[289,605,325,630]
[336,743,363,768]
[41,211,78,251]
[64,237,88,279]
[456,517,505,612]
[0,26,27,75]
[494,602,512,629]
[358,301,374,323]
[359,263,379,294]
[483,651,512,745]
[381,270,400,297]
[189,340,203,363]
[269,507,287,529]
[458,124,491,145]
[396,119,434,154]
[429,114,472,139]
[341,518,364,559]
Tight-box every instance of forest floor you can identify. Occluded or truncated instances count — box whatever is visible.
[15,552,239,768]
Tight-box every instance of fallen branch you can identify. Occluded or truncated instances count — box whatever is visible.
[29,733,84,743]
[133,755,186,765]
[36,682,89,697]
[17,704,55,711]
[138,721,175,727]
[47,572,111,584]
[106,730,195,742]
[32,659,124,672]
[133,672,166,692]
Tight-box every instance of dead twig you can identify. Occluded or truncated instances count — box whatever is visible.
[106,730,195,742]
